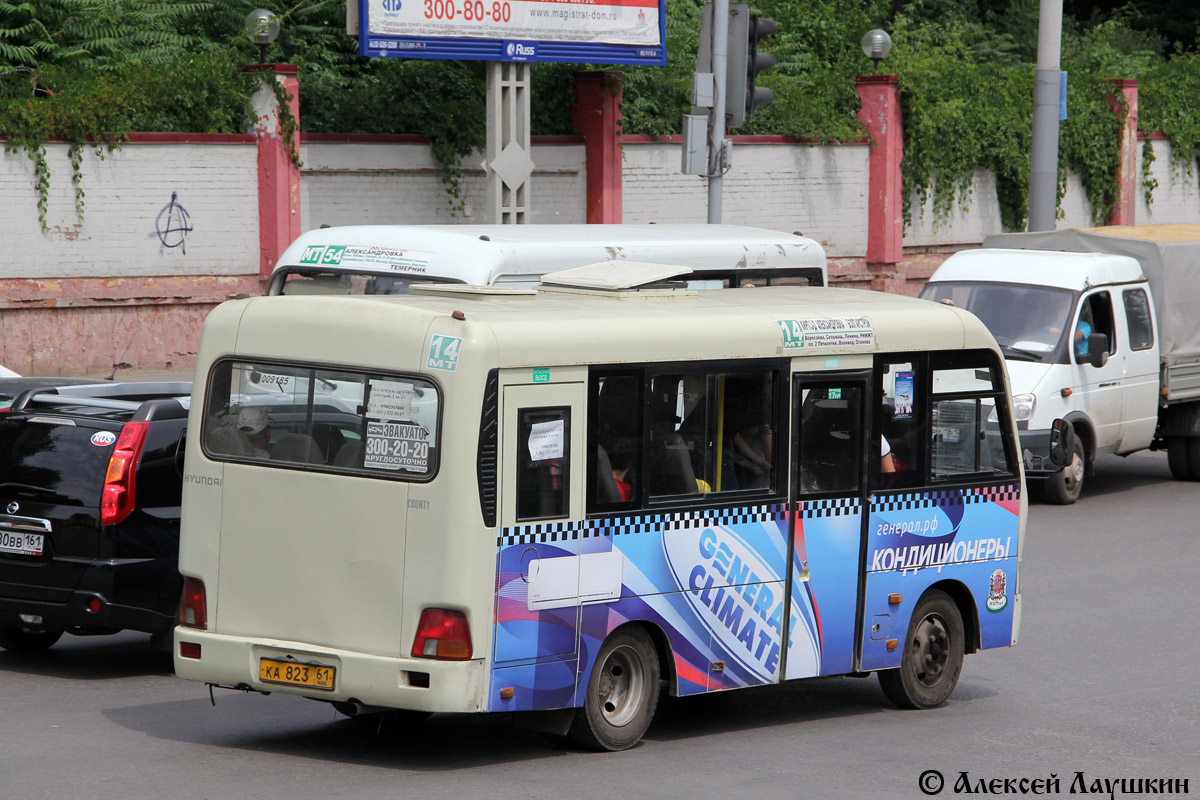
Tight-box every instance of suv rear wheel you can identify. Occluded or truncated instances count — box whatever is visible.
[0,625,64,653]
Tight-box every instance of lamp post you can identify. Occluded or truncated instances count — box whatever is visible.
[861,29,893,71]
[245,8,280,64]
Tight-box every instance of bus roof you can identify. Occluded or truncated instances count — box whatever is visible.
[271,224,827,289]
[206,284,997,373]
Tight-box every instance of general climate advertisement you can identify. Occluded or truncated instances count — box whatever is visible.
[488,505,824,712]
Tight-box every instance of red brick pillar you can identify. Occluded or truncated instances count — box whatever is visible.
[244,64,301,280]
[1107,79,1138,226]
[856,75,903,265]
[571,71,623,224]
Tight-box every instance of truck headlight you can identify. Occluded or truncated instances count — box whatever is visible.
[988,394,1036,423]
[1011,393,1036,422]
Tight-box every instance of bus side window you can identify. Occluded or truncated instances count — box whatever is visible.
[930,354,1014,480]
[589,373,642,511]
[516,407,570,521]
[875,360,924,490]
[798,385,861,495]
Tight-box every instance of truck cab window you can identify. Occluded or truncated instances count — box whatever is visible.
[1123,289,1154,350]
[1075,292,1116,362]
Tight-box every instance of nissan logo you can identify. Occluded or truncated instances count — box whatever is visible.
[6,502,18,514]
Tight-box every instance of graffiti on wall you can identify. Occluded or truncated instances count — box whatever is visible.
[155,192,193,254]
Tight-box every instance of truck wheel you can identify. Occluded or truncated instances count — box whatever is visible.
[0,626,64,653]
[1167,437,1199,481]
[878,590,964,709]
[1043,434,1085,504]
[568,626,660,751]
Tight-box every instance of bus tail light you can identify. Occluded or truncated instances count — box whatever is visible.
[180,578,208,630]
[411,608,472,660]
[100,421,149,526]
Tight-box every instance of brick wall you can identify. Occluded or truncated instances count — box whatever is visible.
[4,136,259,278]
[621,136,870,258]
[299,135,587,230]
[2,129,1197,376]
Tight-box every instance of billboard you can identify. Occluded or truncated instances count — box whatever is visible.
[356,0,666,65]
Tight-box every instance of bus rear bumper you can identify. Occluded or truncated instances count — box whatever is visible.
[173,628,488,713]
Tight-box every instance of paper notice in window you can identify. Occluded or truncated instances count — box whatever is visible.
[367,380,413,420]
[528,420,564,462]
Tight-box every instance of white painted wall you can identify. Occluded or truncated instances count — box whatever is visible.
[5,135,1199,285]
[1,140,259,278]
[1138,138,1200,224]
[299,140,587,230]
[620,140,870,257]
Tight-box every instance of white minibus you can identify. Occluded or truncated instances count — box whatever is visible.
[176,265,1062,750]
[268,224,827,295]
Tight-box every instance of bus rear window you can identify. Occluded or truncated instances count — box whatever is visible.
[275,269,460,296]
[201,360,440,480]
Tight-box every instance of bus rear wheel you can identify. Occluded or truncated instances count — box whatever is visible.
[569,626,660,751]
[878,590,964,709]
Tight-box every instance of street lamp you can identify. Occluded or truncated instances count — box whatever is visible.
[245,9,281,64]
[861,29,893,70]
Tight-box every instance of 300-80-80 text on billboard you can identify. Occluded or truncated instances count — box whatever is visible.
[357,0,666,65]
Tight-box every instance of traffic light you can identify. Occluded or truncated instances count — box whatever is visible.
[726,5,778,128]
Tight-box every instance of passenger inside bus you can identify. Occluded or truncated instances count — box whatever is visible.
[726,376,774,490]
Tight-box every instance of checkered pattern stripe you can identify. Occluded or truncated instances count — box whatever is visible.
[497,519,590,548]
[871,484,1020,513]
[497,503,786,548]
[800,497,861,518]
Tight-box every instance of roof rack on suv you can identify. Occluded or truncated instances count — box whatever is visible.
[12,381,192,414]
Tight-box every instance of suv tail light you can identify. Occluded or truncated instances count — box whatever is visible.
[100,421,149,526]
[411,608,472,660]
[180,577,207,630]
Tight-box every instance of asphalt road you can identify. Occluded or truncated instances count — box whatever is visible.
[2,451,1196,800]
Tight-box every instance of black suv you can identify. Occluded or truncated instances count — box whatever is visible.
[0,381,191,652]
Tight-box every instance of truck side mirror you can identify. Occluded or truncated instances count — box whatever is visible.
[1048,418,1074,468]
[1086,333,1109,368]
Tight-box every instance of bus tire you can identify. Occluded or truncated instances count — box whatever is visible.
[1043,433,1085,504]
[569,626,660,751]
[0,625,63,653]
[878,590,964,710]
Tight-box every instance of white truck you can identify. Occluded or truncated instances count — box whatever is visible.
[920,224,1200,503]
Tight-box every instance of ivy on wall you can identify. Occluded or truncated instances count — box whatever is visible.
[5,0,1200,232]
[1,53,253,230]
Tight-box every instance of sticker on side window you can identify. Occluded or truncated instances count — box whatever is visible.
[367,380,413,420]
[528,420,565,461]
[364,422,430,472]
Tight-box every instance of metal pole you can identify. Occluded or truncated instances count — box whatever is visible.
[1028,0,1063,231]
[707,0,729,223]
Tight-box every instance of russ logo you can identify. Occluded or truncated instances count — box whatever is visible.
[986,569,1008,613]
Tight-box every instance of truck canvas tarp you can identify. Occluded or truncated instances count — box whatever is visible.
[984,224,1200,401]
